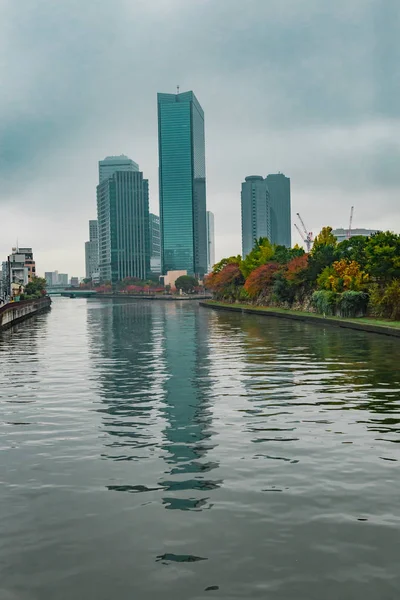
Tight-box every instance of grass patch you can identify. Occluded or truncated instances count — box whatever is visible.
[203,300,400,330]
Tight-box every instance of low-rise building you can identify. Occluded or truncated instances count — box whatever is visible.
[332,228,377,243]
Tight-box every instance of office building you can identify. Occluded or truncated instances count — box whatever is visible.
[70,277,79,287]
[266,173,291,248]
[58,274,68,286]
[45,271,58,286]
[149,213,161,274]
[89,220,98,241]
[241,173,291,258]
[206,211,215,272]
[99,155,139,184]
[7,247,36,296]
[241,176,271,259]
[158,90,207,277]
[332,228,378,243]
[85,219,99,280]
[97,158,150,283]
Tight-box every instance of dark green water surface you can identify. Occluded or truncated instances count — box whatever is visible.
[0,298,399,599]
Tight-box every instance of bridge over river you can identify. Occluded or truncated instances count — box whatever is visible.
[46,286,97,298]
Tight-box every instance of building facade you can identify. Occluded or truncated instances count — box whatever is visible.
[266,174,291,248]
[149,213,161,275]
[99,155,139,184]
[158,90,207,277]
[206,211,215,272]
[241,173,291,258]
[332,228,378,243]
[85,219,99,280]
[241,176,271,259]
[97,165,150,283]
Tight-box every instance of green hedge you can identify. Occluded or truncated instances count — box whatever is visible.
[312,290,368,318]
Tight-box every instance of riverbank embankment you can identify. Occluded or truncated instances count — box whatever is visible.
[200,300,400,338]
[0,297,51,332]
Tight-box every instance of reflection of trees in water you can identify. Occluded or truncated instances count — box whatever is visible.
[211,311,400,437]
[87,300,220,506]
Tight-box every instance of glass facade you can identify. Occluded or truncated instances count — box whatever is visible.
[266,174,291,248]
[97,170,150,283]
[158,91,207,276]
[241,176,271,258]
[206,210,215,272]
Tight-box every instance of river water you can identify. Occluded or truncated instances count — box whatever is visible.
[0,298,399,599]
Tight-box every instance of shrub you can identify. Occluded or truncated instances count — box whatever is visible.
[272,276,296,305]
[381,279,400,320]
[312,290,338,316]
[337,291,369,318]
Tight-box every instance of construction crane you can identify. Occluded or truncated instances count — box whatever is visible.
[347,206,354,239]
[295,213,314,252]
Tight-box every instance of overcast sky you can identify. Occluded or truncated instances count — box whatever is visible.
[1,0,399,277]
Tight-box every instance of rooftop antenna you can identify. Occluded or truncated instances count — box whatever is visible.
[176,85,180,95]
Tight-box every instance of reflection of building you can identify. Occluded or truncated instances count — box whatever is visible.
[150,213,161,275]
[85,219,99,280]
[206,211,215,272]
[97,157,150,283]
[158,90,207,277]
[241,173,291,258]
[88,301,218,509]
[332,228,377,243]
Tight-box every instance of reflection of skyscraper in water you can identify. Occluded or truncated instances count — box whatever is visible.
[86,300,219,507]
[87,300,166,462]
[159,303,219,511]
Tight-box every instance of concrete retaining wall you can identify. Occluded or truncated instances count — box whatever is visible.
[200,301,400,338]
[0,297,51,331]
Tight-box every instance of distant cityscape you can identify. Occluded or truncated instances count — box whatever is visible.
[1,89,378,302]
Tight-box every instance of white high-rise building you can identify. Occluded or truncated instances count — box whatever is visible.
[85,219,99,280]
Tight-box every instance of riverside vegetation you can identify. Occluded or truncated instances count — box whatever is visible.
[205,228,400,321]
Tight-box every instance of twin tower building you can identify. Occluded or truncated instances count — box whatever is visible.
[88,90,290,284]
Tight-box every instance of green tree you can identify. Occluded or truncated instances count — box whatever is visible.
[312,226,337,251]
[241,237,274,278]
[212,255,242,274]
[335,235,369,268]
[175,275,199,293]
[364,231,400,281]
[24,277,47,298]
[307,226,337,283]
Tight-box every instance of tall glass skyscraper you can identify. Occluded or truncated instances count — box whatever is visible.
[266,173,291,248]
[157,91,207,277]
[241,173,291,258]
[241,176,271,259]
[97,158,150,283]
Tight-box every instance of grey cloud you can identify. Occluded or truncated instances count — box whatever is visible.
[0,0,399,274]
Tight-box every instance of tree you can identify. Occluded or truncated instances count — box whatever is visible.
[24,277,47,298]
[307,227,337,283]
[312,226,337,250]
[211,255,242,274]
[317,259,368,292]
[241,237,274,278]
[205,263,244,300]
[284,254,309,284]
[175,275,199,293]
[364,231,400,281]
[336,236,369,268]
[244,262,280,298]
